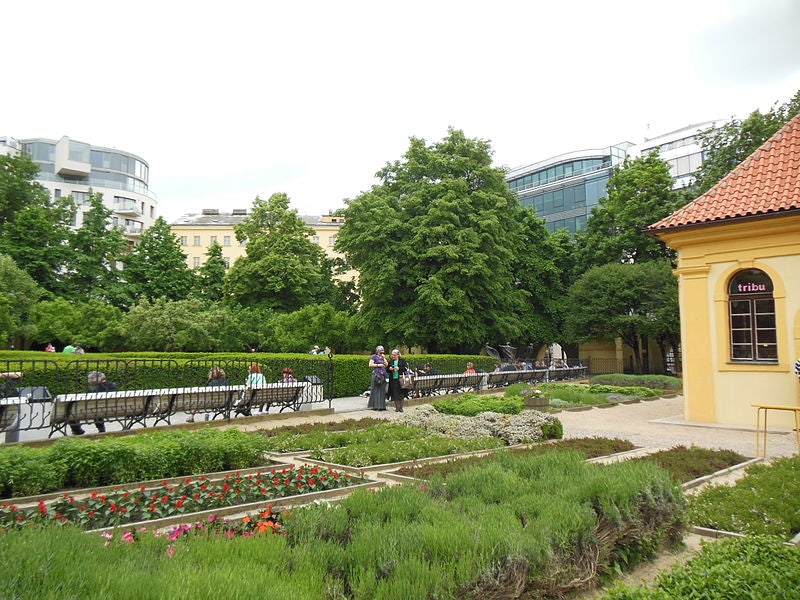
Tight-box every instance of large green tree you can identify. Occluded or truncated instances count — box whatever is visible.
[116,298,242,352]
[336,128,528,353]
[0,153,75,295]
[564,261,678,374]
[224,193,333,312]
[0,254,42,346]
[511,209,569,347]
[579,153,679,268]
[122,217,196,303]
[64,191,128,303]
[195,241,227,302]
[29,297,124,351]
[695,90,800,194]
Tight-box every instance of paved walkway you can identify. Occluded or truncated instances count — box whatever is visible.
[257,394,798,459]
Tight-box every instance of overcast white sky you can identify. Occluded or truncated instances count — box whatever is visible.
[3,0,799,221]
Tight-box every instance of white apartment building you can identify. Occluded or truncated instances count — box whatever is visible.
[0,135,158,241]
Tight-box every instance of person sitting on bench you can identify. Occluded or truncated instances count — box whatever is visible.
[70,371,116,435]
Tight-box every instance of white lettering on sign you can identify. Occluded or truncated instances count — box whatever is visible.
[737,283,767,293]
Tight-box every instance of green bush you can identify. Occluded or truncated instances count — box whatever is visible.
[0,446,68,497]
[432,393,524,416]
[589,373,682,391]
[602,536,800,600]
[688,455,800,538]
[0,428,269,497]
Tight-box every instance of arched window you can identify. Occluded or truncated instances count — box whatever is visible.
[728,269,777,362]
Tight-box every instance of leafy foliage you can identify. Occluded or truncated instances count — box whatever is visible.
[0,254,41,344]
[432,393,524,416]
[588,373,682,390]
[336,128,530,353]
[224,193,334,311]
[580,153,680,267]
[63,191,128,303]
[565,261,678,373]
[688,455,800,538]
[122,217,196,304]
[603,535,800,600]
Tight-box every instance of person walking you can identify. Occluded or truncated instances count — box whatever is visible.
[367,345,388,411]
[386,349,410,412]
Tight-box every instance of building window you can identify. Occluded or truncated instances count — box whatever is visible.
[210,235,217,244]
[224,257,230,268]
[728,269,777,363]
[328,235,336,247]
[193,236,201,246]
[193,257,201,268]
[179,236,187,246]
[223,236,231,246]
[72,191,88,204]
[312,235,320,245]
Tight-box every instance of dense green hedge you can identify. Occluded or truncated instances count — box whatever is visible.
[589,373,683,391]
[0,428,269,497]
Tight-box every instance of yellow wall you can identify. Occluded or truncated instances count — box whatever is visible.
[171,219,352,281]
[657,213,800,427]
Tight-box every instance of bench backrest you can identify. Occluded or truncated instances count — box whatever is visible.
[168,386,240,414]
[52,391,150,423]
[238,383,306,411]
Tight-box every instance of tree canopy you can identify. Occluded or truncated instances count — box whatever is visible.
[564,261,678,373]
[122,217,196,304]
[695,90,800,194]
[579,153,679,267]
[224,193,333,312]
[64,190,128,303]
[336,128,529,353]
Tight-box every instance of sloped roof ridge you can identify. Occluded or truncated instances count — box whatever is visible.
[649,113,800,231]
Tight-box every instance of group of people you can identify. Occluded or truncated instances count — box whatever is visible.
[187,364,298,422]
[367,345,411,412]
[45,342,84,354]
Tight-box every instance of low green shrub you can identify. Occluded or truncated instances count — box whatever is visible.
[540,383,611,405]
[432,393,524,416]
[602,535,800,600]
[632,446,747,484]
[589,373,682,391]
[688,455,800,538]
[587,384,660,397]
[0,428,270,498]
[0,445,69,497]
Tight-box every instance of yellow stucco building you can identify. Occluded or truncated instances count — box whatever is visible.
[649,114,800,427]
[171,209,346,272]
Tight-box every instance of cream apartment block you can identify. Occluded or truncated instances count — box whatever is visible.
[171,209,346,271]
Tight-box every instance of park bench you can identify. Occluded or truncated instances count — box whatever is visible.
[485,369,548,388]
[50,389,153,437]
[0,397,23,433]
[412,373,486,395]
[233,382,307,415]
[152,385,240,425]
[50,382,309,436]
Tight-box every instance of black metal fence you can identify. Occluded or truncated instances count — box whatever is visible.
[0,357,334,440]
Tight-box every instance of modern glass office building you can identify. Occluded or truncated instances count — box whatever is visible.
[507,121,716,233]
[0,135,158,239]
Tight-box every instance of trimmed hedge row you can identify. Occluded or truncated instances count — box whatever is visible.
[0,428,269,497]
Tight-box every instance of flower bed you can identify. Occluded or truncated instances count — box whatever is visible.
[0,465,364,530]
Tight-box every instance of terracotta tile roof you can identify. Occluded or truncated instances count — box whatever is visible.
[649,113,800,231]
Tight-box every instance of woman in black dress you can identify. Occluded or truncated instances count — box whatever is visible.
[386,349,410,412]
